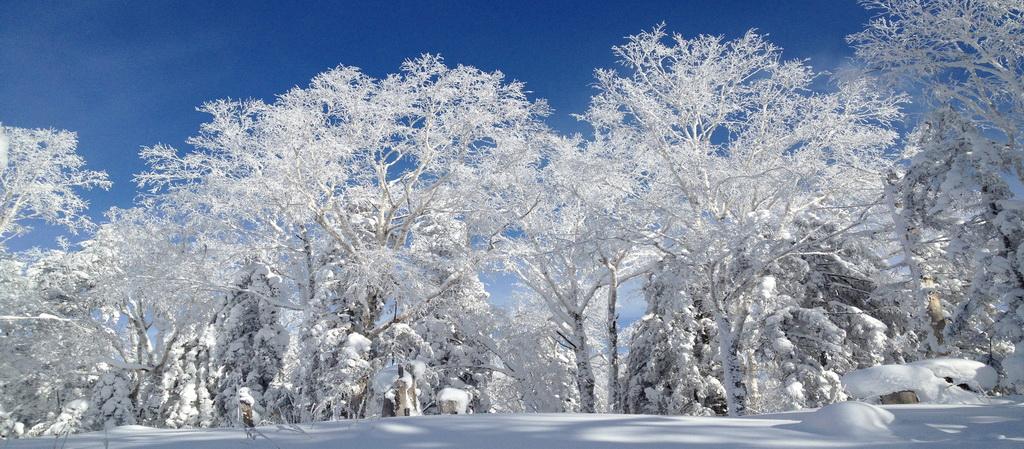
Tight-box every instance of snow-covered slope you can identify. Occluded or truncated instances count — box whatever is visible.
[7,399,1023,449]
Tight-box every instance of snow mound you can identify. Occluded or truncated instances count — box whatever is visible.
[436,388,472,414]
[909,358,997,391]
[842,364,984,404]
[795,401,895,437]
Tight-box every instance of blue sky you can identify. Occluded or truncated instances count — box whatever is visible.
[0,0,873,251]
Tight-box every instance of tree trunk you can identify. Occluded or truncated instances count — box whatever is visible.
[605,268,621,413]
[887,178,945,356]
[922,275,947,352]
[571,314,597,413]
[716,315,747,416]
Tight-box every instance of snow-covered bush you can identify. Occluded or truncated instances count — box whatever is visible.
[31,399,88,437]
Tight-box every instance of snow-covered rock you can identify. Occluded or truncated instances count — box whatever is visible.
[794,401,895,437]
[842,364,983,404]
[909,358,997,391]
[437,388,472,414]
[843,365,944,401]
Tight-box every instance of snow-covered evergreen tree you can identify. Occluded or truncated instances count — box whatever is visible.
[410,215,501,414]
[212,262,289,426]
[746,221,892,413]
[160,335,216,428]
[624,257,726,416]
[88,368,137,429]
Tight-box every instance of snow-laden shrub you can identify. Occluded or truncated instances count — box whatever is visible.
[31,399,89,437]
[89,370,137,429]
[0,405,25,439]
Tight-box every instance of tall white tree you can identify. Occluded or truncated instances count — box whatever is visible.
[506,138,651,413]
[73,208,224,426]
[583,26,903,415]
[137,55,550,419]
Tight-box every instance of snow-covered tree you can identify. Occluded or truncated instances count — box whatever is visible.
[88,368,137,429]
[0,250,106,435]
[0,124,109,244]
[492,293,583,413]
[624,257,727,416]
[745,222,891,413]
[583,26,903,415]
[850,0,1024,388]
[408,214,504,414]
[71,208,224,426]
[505,136,652,413]
[159,335,216,428]
[138,55,549,419]
[211,262,288,426]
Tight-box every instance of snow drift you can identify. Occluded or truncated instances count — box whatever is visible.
[792,401,894,437]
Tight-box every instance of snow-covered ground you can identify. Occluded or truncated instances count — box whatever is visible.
[7,399,1023,449]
